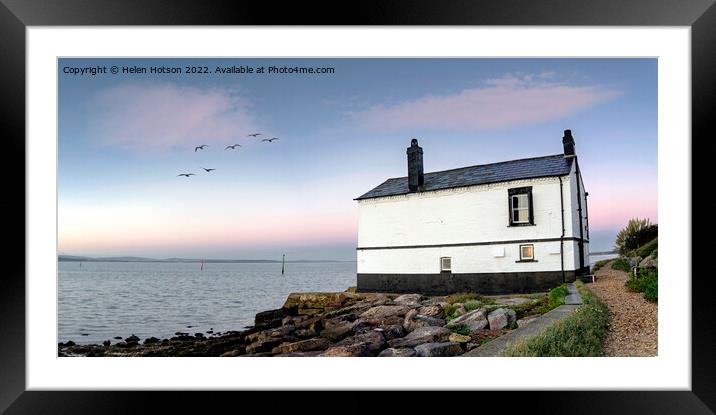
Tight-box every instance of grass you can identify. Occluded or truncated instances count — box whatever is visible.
[635,237,658,258]
[535,284,568,314]
[626,268,658,303]
[611,258,632,273]
[464,300,481,312]
[592,259,611,273]
[503,282,610,356]
[448,324,471,336]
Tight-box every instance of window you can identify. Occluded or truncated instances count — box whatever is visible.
[508,186,534,226]
[440,257,452,272]
[519,244,535,261]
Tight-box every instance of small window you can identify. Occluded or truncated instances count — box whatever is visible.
[508,187,534,226]
[519,244,534,261]
[440,257,452,272]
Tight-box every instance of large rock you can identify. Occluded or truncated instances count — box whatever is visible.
[320,343,372,356]
[414,342,463,357]
[355,305,410,328]
[628,256,643,268]
[388,326,452,348]
[245,326,296,354]
[336,330,386,355]
[282,292,358,315]
[393,294,423,305]
[320,319,354,342]
[447,309,489,331]
[639,256,658,269]
[254,308,285,328]
[378,348,416,357]
[418,305,445,319]
[274,351,324,357]
[403,309,446,332]
[373,324,405,341]
[487,308,517,330]
[271,337,330,354]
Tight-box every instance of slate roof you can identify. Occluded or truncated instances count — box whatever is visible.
[355,154,574,200]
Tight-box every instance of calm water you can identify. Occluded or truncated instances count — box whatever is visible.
[59,261,357,344]
[589,253,618,266]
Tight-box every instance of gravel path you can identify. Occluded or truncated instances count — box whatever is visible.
[588,262,658,356]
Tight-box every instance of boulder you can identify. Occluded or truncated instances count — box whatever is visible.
[275,351,324,357]
[360,305,410,320]
[143,337,160,345]
[403,309,446,332]
[374,324,405,341]
[320,319,354,342]
[254,308,286,328]
[271,337,330,354]
[336,330,386,355]
[319,343,372,357]
[448,333,471,343]
[393,294,423,305]
[494,297,531,306]
[282,292,357,315]
[487,308,517,330]
[293,329,317,338]
[418,305,445,319]
[453,306,467,318]
[378,348,416,357]
[414,342,464,357]
[628,256,643,268]
[447,309,489,331]
[388,326,452,348]
[639,256,658,269]
[125,335,140,343]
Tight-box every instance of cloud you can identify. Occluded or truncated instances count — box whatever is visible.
[349,74,621,131]
[87,82,260,152]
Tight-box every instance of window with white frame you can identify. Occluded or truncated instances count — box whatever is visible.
[519,244,535,261]
[440,257,452,272]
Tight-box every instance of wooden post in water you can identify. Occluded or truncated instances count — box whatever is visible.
[281,254,285,275]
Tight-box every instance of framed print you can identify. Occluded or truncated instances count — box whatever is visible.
[2,0,715,413]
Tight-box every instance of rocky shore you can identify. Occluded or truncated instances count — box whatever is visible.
[58,288,548,357]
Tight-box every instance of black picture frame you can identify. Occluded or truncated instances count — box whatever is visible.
[1,0,714,413]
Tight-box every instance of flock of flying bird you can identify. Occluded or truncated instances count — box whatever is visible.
[177,133,280,178]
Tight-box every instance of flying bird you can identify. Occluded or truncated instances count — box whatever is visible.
[194,145,208,152]
[225,144,242,150]
[202,168,216,173]
[177,173,195,177]
[261,137,280,143]
[247,133,262,138]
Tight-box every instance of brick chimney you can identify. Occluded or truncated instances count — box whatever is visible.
[563,129,576,156]
[407,138,424,192]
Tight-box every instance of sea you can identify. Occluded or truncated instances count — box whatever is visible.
[58,261,357,345]
[59,254,619,345]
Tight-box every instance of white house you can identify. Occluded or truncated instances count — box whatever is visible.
[354,130,590,294]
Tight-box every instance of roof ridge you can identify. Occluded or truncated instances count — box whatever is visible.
[382,153,567,181]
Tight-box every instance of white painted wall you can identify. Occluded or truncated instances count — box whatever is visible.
[356,175,586,274]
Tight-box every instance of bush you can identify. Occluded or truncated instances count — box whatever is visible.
[463,300,481,312]
[636,237,658,258]
[535,284,567,314]
[503,283,610,356]
[615,218,658,256]
[611,258,632,273]
[626,268,658,303]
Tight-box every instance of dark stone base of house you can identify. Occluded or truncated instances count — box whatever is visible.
[356,270,578,295]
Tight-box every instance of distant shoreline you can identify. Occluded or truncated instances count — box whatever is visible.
[58,255,356,264]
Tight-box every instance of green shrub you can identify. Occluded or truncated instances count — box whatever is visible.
[503,283,610,356]
[615,218,658,256]
[463,300,481,312]
[443,303,459,319]
[448,324,471,336]
[636,237,658,258]
[536,284,567,314]
[611,258,632,273]
[626,268,658,303]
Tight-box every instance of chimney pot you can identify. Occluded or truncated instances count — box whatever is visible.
[407,139,424,192]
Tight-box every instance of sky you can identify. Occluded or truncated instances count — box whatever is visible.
[58,58,657,260]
